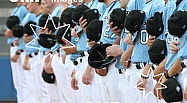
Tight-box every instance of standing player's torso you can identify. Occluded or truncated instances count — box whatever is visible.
[131,0,165,63]
[100,0,120,44]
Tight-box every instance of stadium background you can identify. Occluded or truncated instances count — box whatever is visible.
[0,0,17,102]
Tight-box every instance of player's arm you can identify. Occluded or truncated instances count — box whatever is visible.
[113,36,121,45]
[120,45,134,68]
[137,63,151,90]
[153,57,167,81]
[62,46,78,55]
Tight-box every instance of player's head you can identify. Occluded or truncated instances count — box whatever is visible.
[46,0,59,9]
[27,1,42,13]
[119,0,129,8]
[40,0,51,14]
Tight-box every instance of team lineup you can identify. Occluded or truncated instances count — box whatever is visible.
[4,0,187,103]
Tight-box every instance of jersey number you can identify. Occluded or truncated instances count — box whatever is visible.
[104,25,116,38]
[140,30,149,45]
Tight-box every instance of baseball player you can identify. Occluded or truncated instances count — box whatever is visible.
[86,0,126,102]
[5,1,28,102]
[50,2,78,103]
[13,2,37,103]
[135,0,176,103]
[123,0,165,102]
[158,0,187,102]
[23,1,50,102]
[72,1,106,103]
[38,1,64,103]
[107,0,150,102]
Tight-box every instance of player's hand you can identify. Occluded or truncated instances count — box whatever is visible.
[23,34,32,43]
[137,77,148,91]
[154,82,163,100]
[11,54,20,62]
[5,29,13,38]
[14,38,19,46]
[40,28,49,34]
[170,41,180,54]
[87,39,96,48]
[79,17,87,33]
[147,36,156,47]
[82,65,93,85]
[71,77,79,90]
[120,58,131,69]
[23,59,30,70]
[124,33,134,45]
[62,52,66,64]
[184,86,187,101]
[71,26,80,37]
[108,19,122,36]
[106,45,122,57]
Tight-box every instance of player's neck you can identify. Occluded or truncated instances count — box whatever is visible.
[34,7,42,17]
[51,3,60,12]
[105,0,115,7]
[84,0,92,5]
[61,3,69,11]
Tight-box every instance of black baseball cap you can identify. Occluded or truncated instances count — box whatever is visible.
[39,14,49,28]
[71,5,89,24]
[86,19,103,42]
[82,9,100,26]
[60,8,76,28]
[124,10,145,34]
[56,25,71,45]
[47,16,59,33]
[6,16,20,29]
[162,78,183,102]
[110,8,126,29]
[42,70,56,84]
[148,39,167,64]
[146,12,164,38]
[168,10,187,38]
[12,24,24,38]
[88,44,115,69]
[38,34,57,48]
[24,21,37,36]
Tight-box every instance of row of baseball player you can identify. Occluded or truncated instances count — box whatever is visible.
[4,0,187,103]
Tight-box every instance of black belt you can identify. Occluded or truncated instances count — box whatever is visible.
[118,69,125,74]
[29,52,38,58]
[133,62,146,69]
[11,43,15,47]
[73,58,82,66]
[80,51,89,57]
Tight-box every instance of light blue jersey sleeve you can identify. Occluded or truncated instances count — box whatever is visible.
[115,29,129,69]
[8,5,28,44]
[131,0,164,63]
[25,14,42,55]
[99,1,120,44]
[18,13,35,50]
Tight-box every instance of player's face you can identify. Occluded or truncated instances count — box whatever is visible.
[46,0,53,8]
[27,2,35,13]
[41,0,51,14]
[119,0,129,8]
